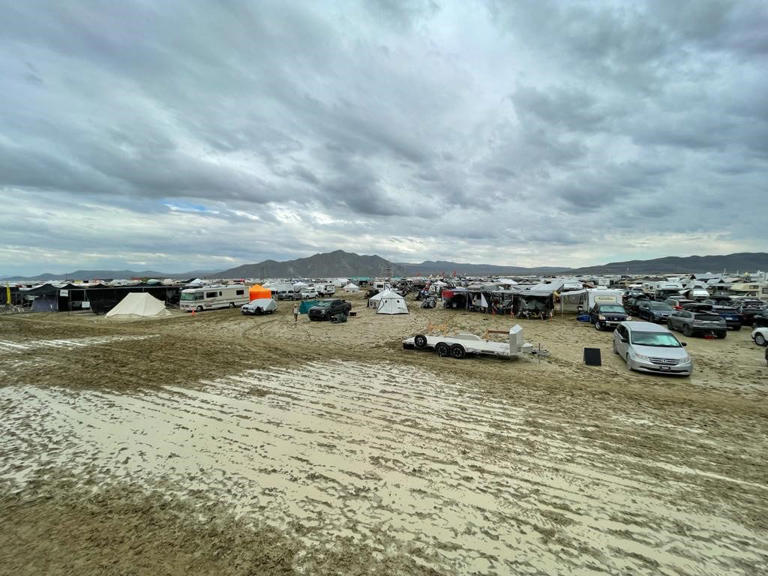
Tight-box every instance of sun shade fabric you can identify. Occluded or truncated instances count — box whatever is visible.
[249,285,272,301]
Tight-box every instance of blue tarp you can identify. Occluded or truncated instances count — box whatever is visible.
[299,300,320,314]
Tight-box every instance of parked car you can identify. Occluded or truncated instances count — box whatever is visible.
[636,301,674,323]
[752,327,768,347]
[750,309,768,328]
[624,295,649,315]
[704,300,742,331]
[307,299,352,321]
[300,287,319,299]
[665,296,695,310]
[668,309,727,338]
[589,303,629,331]
[613,321,692,376]
[241,298,277,315]
[739,299,766,325]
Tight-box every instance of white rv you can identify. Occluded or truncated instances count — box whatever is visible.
[180,284,249,312]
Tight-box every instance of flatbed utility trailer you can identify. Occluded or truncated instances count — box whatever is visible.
[403,325,537,359]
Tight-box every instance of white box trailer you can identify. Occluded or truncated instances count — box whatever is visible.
[403,325,535,359]
[587,289,624,310]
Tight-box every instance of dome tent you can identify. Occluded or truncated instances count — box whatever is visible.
[371,289,408,315]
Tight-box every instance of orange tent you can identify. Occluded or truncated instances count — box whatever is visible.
[249,284,272,301]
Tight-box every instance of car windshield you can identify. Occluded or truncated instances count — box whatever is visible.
[314,301,332,308]
[600,305,625,313]
[630,331,681,347]
[648,302,672,310]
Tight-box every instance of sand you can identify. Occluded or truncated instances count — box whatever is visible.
[1,293,766,575]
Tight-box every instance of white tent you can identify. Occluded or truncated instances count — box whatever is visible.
[344,283,360,293]
[372,289,409,315]
[105,293,171,319]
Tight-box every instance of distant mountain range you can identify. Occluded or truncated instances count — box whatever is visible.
[568,252,768,275]
[1,269,213,282]
[217,250,399,278]
[3,251,766,282]
[397,260,569,276]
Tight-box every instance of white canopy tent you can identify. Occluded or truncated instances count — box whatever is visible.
[343,283,360,293]
[105,293,171,319]
[371,289,409,315]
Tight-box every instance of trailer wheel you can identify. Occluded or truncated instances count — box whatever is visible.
[196,306,203,312]
[414,335,427,349]
[450,344,466,359]
[435,342,449,357]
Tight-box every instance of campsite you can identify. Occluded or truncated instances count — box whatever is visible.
[1,288,767,576]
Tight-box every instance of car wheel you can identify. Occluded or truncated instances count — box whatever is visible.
[755,333,766,346]
[683,325,692,337]
[230,303,235,308]
[594,321,602,331]
[716,331,727,339]
[732,325,741,332]
[450,344,466,359]
[414,335,427,349]
[435,342,449,357]
[196,306,203,312]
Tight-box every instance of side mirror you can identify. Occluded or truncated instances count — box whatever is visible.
[681,342,687,347]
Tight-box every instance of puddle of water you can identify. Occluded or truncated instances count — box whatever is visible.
[0,335,157,354]
[1,361,766,575]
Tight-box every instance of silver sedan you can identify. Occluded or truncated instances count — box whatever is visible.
[613,321,693,377]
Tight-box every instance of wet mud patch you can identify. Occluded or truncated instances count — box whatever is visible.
[2,361,767,575]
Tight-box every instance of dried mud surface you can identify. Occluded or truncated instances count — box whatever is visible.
[1,294,767,575]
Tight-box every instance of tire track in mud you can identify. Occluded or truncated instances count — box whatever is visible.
[2,361,767,575]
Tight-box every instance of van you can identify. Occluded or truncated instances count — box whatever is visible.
[300,287,318,299]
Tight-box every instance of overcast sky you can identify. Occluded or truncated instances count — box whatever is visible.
[2,0,767,276]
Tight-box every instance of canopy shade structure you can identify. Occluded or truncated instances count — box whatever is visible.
[249,284,272,301]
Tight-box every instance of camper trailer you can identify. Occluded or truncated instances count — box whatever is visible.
[180,284,249,312]
[652,282,684,301]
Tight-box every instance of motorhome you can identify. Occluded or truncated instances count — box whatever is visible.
[180,284,249,312]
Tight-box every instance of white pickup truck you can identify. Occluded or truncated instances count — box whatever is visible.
[403,325,536,359]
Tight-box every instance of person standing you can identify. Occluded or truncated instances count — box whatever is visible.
[293,303,299,323]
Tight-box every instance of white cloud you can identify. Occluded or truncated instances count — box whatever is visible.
[1,0,766,276]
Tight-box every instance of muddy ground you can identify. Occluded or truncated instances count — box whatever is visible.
[1,293,766,575]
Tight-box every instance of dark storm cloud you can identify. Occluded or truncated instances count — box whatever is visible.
[1,0,767,275]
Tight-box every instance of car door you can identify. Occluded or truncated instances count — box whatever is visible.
[615,325,628,357]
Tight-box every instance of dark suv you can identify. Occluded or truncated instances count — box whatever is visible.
[752,309,768,328]
[308,299,352,321]
[636,300,674,323]
[739,299,766,325]
[590,303,629,331]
